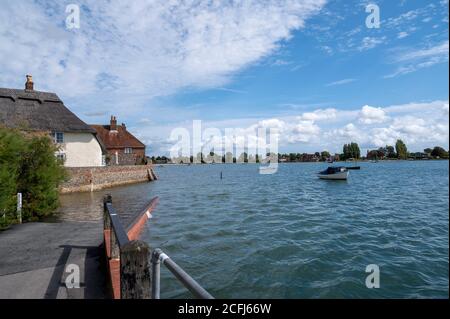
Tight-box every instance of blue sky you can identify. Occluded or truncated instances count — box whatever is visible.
[0,0,448,155]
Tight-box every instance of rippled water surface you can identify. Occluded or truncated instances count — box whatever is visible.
[58,161,449,298]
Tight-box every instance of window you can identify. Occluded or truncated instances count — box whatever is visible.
[56,153,66,162]
[52,132,64,143]
[124,147,133,154]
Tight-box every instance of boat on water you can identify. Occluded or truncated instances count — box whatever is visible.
[346,166,361,170]
[318,166,349,180]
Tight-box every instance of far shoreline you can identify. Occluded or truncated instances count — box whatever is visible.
[153,158,449,166]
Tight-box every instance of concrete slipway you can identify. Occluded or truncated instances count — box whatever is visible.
[0,221,106,299]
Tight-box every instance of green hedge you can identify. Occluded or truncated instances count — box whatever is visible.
[0,127,66,230]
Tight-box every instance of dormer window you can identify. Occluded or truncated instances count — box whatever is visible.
[52,132,64,143]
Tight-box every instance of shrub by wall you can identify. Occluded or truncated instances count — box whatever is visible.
[0,127,66,229]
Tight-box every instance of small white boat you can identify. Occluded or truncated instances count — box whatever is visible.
[318,166,349,180]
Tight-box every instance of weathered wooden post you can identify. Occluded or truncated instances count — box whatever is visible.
[120,240,151,299]
[103,194,153,299]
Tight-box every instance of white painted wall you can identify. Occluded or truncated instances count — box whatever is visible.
[58,132,103,167]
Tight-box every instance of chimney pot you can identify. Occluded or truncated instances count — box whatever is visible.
[110,115,117,131]
[25,75,34,90]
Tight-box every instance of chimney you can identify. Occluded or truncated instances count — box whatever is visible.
[25,75,34,90]
[121,123,126,130]
[110,116,117,131]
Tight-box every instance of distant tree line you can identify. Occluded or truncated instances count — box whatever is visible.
[149,139,449,164]
[426,146,449,159]
[342,142,361,160]
[366,139,449,160]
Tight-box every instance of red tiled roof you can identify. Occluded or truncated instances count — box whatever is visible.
[90,125,145,149]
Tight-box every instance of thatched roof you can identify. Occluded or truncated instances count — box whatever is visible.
[0,88,96,134]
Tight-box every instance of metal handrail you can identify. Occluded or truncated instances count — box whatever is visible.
[151,248,214,299]
[105,201,130,248]
[104,194,211,299]
[126,197,159,234]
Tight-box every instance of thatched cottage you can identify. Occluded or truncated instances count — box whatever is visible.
[0,76,104,167]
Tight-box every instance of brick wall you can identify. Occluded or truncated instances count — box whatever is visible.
[106,148,146,165]
[59,164,157,193]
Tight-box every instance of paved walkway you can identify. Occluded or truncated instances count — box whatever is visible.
[0,221,107,299]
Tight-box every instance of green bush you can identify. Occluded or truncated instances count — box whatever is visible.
[431,146,449,159]
[0,127,66,229]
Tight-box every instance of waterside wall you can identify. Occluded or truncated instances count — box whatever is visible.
[59,165,157,194]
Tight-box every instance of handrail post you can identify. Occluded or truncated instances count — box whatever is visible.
[151,250,161,299]
[152,248,214,299]
[120,240,151,299]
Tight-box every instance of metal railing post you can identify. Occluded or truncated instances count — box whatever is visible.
[151,250,161,299]
[103,195,212,300]
[153,248,214,299]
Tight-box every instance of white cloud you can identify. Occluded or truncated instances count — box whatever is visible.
[152,100,449,155]
[271,59,291,66]
[370,127,400,147]
[397,32,409,39]
[325,78,356,87]
[370,114,448,147]
[288,120,321,143]
[326,123,362,140]
[153,99,448,156]
[396,41,449,62]
[298,108,337,121]
[358,37,386,51]
[385,41,449,78]
[255,118,286,131]
[368,102,449,147]
[443,103,449,115]
[320,45,333,55]
[359,105,388,124]
[386,9,421,28]
[0,0,326,102]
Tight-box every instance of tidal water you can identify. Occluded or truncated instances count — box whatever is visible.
[57,161,449,298]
